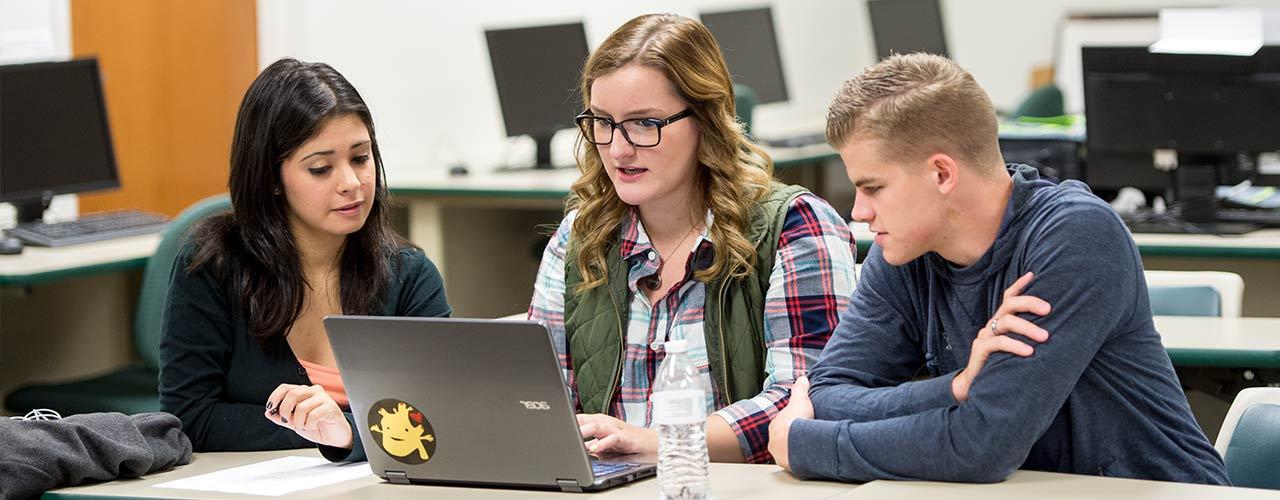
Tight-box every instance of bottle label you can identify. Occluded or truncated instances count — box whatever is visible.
[651,390,705,425]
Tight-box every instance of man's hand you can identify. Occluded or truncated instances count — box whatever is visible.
[577,413,658,456]
[952,272,1052,402]
[264,384,353,449]
[769,376,815,473]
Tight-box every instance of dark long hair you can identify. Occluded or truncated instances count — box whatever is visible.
[188,58,406,344]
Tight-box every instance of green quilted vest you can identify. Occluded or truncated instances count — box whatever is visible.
[564,182,808,414]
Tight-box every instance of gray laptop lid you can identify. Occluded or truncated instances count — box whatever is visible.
[324,316,597,489]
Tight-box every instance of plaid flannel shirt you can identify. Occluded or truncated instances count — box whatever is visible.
[529,193,856,463]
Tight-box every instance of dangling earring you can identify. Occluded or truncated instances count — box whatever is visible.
[273,188,281,195]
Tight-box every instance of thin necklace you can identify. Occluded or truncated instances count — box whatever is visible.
[643,225,699,291]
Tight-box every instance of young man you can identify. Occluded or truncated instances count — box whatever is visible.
[767,53,1229,485]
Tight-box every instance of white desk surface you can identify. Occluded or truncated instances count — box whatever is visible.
[46,449,1276,500]
[1156,316,1280,353]
[390,168,582,197]
[388,144,839,198]
[43,449,855,500]
[0,233,160,285]
[1131,229,1280,250]
[840,470,1280,500]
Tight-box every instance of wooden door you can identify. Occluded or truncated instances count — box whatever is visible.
[71,0,256,216]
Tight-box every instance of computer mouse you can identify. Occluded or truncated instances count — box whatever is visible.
[0,236,23,255]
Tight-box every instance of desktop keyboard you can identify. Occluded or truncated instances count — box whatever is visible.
[1217,208,1280,226]
[9,210,169,247]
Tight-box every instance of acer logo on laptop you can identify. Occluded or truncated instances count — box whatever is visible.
[519,400,551,410]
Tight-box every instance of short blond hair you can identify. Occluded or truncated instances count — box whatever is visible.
[826,53,1002,175]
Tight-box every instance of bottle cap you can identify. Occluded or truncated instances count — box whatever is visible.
[663,339,688,353]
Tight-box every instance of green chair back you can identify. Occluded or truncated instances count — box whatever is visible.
[734,83,758,138]
[135,194,232,371]
[1148,286,1222,317]
[1224,403,1280,489]
[5,194,231,415]
[1011,83,1064,119]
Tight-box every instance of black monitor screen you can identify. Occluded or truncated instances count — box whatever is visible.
[868,0,949,60]
[0,58,119,203]
[1082,46,1280,192]
[701,7,789,104]
[485,22,589,139]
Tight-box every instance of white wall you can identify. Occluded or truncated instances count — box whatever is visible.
[946,0,1273,116]
[257,0,871,182]
[3,0,1272,192]
[0,0,71,62]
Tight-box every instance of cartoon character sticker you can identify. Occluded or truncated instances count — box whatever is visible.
[368,399,436,464]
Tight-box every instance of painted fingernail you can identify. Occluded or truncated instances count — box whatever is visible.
[281,416,287,424]
[265,402,273,411]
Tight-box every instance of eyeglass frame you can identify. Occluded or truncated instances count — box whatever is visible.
[573,108,694,147]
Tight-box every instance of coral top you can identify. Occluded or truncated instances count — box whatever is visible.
[298,359,349,409]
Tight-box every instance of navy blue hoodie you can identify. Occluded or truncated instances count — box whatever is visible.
[788,165,1229,485]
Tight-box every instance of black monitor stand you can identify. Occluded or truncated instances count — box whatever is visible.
[495,132,575,172]
[1123,162,1261,235]
[10,191,53,224]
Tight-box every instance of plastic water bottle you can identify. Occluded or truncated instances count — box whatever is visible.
[651,339,711,500]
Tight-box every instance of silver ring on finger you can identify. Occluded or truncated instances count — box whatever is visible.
[989,318,999,335]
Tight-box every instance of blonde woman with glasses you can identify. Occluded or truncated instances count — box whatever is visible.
[528,13,856,464]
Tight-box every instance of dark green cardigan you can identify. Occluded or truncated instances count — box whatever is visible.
[159,245,450,461]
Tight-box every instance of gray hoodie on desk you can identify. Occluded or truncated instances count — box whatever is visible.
[789,165,1229,485]
[0,412,191,500]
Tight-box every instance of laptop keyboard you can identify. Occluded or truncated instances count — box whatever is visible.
[591,461,643,477]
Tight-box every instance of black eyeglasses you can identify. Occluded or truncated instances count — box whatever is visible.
[574,109,694,147]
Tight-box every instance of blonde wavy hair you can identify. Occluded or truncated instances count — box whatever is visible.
[567,13,775,293]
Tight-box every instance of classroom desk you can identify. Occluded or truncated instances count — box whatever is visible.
[45,449,1280,500]
[849,223,1280,317]
[42,449,857,500]
[0,233,159,287]
[388,144,843,318]
[848,224,1280,264]
[0,234,161,410]
[838,470,1280,500]
[1157,316,1280,368]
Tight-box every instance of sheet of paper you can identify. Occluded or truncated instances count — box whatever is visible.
[153,456,372,496]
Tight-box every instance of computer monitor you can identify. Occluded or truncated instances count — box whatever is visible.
[700,7,789,104]
[867,0,950,60]
[1083,46,1280,225]
[0,58,119,223]
[485,22,590,169]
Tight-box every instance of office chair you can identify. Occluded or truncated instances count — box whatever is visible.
[1215,387,1280,489]
[734,83,757,138]
[1145,270,1244,318]
[1010,83,1064,119]
[5,194,232,415]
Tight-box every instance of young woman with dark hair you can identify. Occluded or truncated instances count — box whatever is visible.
[160,58,450,460]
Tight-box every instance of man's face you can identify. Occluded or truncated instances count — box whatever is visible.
[839,135,947,265]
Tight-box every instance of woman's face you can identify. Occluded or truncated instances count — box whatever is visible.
[279,113,376,246]
[588,64,700,210]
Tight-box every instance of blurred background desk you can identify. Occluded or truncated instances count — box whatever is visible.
[0,234,160,413]
[851,224,1280,318]
[390,145,843,318]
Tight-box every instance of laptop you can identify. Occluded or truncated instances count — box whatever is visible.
[324,316,656,492]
